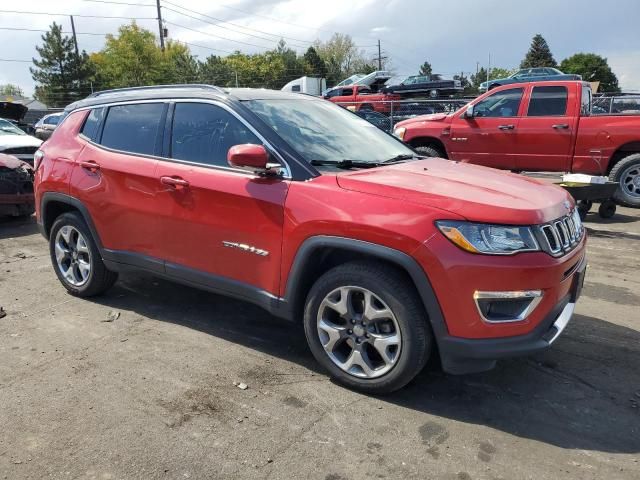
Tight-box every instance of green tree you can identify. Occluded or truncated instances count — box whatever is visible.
[302,46,327,78]
[272,39,304,87]
[314,33,368,85]
[198,54,234,86]
[560,53,620,93]
[419,61,432,77]
[488,67,516,81]
[30,22,94,107]
[470,67,488,91]
[161,41,199,84]
[0,84,24,97]
[92,22,162,88]
[520,34,557,68]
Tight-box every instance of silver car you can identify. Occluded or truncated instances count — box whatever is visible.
[34,112,64,140]
[0,118,42,165]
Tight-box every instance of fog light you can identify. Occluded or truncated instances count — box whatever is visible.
[473,290,543,323]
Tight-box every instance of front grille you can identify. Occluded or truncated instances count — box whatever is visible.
[0,166,34,195]
[2,146,38,155]
[536,210,583,256]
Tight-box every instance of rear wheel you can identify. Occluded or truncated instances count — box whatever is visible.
[415,145,445,158]
[609,153,640,207]
[303,261,431,394]
[598,200,616,219]
[49,212,118,297]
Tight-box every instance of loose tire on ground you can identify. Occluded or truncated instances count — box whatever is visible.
[598,200,616,219]
[609,153,640,208]
[49,212,118,297]
[415,145,445,158]
[303,261,432,394]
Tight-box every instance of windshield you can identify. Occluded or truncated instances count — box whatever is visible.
[244,99,414,164]
[0,119,26,136]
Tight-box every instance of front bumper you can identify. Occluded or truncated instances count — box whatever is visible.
[437,254,586,374]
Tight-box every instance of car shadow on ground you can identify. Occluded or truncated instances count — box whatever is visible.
[88,271,640,456]
[585,211,639,224]
[0,215,39,240]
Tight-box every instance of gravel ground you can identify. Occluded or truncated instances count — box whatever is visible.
[0,205,639,480]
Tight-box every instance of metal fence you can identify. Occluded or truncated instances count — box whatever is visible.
[592,95,640,115]
[335,99,471,133]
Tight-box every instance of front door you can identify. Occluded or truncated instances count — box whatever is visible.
[154,101,289,296]
[448,87,524,170]
[514,85,575,172]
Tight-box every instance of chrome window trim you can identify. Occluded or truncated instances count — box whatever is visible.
[71,98,292,179]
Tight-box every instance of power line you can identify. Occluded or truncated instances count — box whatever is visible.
[164,20,274,51]
[0,26,112,36]
[0,9,157,20]
[81,0,156,6]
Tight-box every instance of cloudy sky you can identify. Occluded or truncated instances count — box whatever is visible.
[1,0,639,97]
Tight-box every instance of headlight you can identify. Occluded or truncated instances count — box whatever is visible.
[436,221,539,255]
[393,127,406,140]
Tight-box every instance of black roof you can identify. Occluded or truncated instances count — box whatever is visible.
[65,84,317,112]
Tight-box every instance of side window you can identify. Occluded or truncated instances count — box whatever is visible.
[80,107,105,141]
[100,103,165,155]
[341,88,353,96]
[326,89,341,98]
[44,116,60,126]
[474,88,524,118]
[291,85,301,92]
[527,86,568,116]
[170,103,261,167]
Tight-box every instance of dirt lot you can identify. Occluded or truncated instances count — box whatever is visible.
[1,205,639,480]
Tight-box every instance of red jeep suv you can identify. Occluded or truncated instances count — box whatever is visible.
[34,85,587,393]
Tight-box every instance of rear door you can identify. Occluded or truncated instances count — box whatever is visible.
[448,87,524,170]
[514,84,576,172]
[70,102,166,263]
[154,101,289,296]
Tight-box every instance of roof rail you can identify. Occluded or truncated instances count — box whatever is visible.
[87,84,225,98]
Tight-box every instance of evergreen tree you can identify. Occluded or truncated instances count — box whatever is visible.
[520,34,557,68]
[30,22,94,107]
[560,53,620,93]
[419,61,432,77]
[302,47,327,78]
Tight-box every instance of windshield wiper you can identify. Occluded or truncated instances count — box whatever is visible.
[310,159,379,169]
[382,154,425,164]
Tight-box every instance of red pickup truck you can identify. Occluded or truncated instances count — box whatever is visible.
[325,84,400,113]
[394,81,640,207]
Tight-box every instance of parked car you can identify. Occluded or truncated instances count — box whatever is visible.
[0,118,42,165]
[34,112,64,140]
[0,153,35,217]
[383,74,463,98]
[35,85,586,393]
[353,110,393,131]
[325,84,401,113]
[479,68,582,92]
[394,80,640,207]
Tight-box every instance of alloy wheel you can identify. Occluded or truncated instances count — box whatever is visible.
[54,225,92,286]
[316,286,402,379]
[621,164,640,198]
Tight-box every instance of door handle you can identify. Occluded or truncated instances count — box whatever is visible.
[552,124,569,129]
[160,176,190,189]
[79,160,100,171]
[498,124,515,130]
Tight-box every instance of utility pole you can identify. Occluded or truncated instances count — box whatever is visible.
[70,15,79,57]
[156,0,165,51]
[377,39,382,70]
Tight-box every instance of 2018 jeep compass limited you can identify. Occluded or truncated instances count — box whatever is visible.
[34,85,586,393]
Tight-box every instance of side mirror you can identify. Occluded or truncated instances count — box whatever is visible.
[227,144,282,174]
[463,105,475,118]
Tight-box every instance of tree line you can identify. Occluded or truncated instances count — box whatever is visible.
[17,25,623,108]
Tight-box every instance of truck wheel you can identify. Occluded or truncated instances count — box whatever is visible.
[598,200,616,219]
[415,145,445,158]
[609,153,640,207]
[303,261,431,394]
[49,212,118,297]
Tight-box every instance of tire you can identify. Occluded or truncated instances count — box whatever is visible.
[359,103,374,111]
[598,200,616,219]
[609,153,640,207]
[415,145,445,158]
[49,212,118,297]
[303,261,432,394]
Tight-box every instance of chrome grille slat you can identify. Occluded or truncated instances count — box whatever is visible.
[537,209,583,257]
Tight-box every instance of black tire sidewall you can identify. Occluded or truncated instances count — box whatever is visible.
[49,212,102,296]
[610,154,640,208]
[415,145,444,158]
[303,262,430,394]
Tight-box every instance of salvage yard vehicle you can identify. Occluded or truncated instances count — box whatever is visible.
[324,84,401,113]
[394,80,640,207]
[34,112,64,140]
[383,74,464,98]
[478,67,581,92]
[0,153,35,217]
[35,85,586,393]
[0,118,42,165]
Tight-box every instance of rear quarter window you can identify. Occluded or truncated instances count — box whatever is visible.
[80,107,105,141]
[527,86,568,116]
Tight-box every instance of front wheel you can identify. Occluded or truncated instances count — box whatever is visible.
[609,153,640,207]
[415,145,445,158]
[303,261,431,394]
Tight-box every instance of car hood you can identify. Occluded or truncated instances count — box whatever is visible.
[336,159,573,225]
[0,134,42,150]
[0,153,33,171]
[395,113,451,127]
